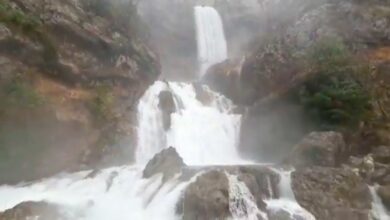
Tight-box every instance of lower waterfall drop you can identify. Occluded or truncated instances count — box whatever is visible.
[227,173,268,220]
[266,169,315,220]
[369,185,390,220]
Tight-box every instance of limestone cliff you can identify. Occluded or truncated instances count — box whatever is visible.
[0,0,160,184]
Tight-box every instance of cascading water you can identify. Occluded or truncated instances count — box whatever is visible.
[0,4,318,220]
[0,166,197,219]
[266,169,315,220]
[135,81,245,166]
[227,173,268,220]
[194,6,228,75]
[369,185,390,220]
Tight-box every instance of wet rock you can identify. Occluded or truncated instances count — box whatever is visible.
[236,166,280,209]
[158,90,176,130]
[143,147,185,181]
[202,59,242,103]
[292,167,372,220]
[345,155,375,180]
[0,201,62,220]
[193,82,213,105]
[372,146,390,164]
[377,185,390,210]
[178,170,231,220]
[267,208,309,220]
[288,131,346,167]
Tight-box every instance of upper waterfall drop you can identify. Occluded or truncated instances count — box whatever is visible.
[194,6,228,76]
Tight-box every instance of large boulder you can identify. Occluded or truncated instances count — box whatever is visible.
[292,167,372,220]
[158,90,176,130]
[178,170,231,220]
[0,201,62,220]
[143,147,185,181]
[287,131,347,167]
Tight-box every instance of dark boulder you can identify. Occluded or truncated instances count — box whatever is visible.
[193,82,213,105]
[158,90,176,130]
[143,147,185,181]
[287,131,346,167]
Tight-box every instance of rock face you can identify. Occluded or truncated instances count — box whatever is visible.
[0,0,160,184]
[0,202,62,220]
[377,185,390,210]
[288,132,347,167]
[372,146,390,164]
[158,90,176,130]
[143,147,185,181]
[292,167,372,220]
[202,59,242,103]
[179,170,231,220]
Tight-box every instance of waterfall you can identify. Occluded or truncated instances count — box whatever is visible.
[0,5,247,219]
[166,82,245,165]
[227,173,268,220]
[266,169,315,220]
[135,81,246,165]
[136,81,167,164]
[369,185,390,220]
[194,6,228,76]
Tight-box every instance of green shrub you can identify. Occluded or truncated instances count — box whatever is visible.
[0,1,40,33]
[299,38,370,129]
[89,85,115,123]
[1,80,45,109]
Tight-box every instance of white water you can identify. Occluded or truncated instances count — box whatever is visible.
[0,166,196,220]
[194,6,228,75]
[266,169,315,220]
[369,185,390,220]
[227,173,268,220]
[136,81,245,166]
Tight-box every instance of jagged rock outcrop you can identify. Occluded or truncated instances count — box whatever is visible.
[288,131,347,168]
[0,201,62,220]
[158,90,176,130]
[143,147,185,181]
[0,0,160,184]
[292,167,372,220]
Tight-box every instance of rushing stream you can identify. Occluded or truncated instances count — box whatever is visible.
[1,4,389,220]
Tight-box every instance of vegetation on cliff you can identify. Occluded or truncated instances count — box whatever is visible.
[0,0,160,183]
[298,38,371,130]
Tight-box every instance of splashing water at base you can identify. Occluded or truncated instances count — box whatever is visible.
[0,166,198,220]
